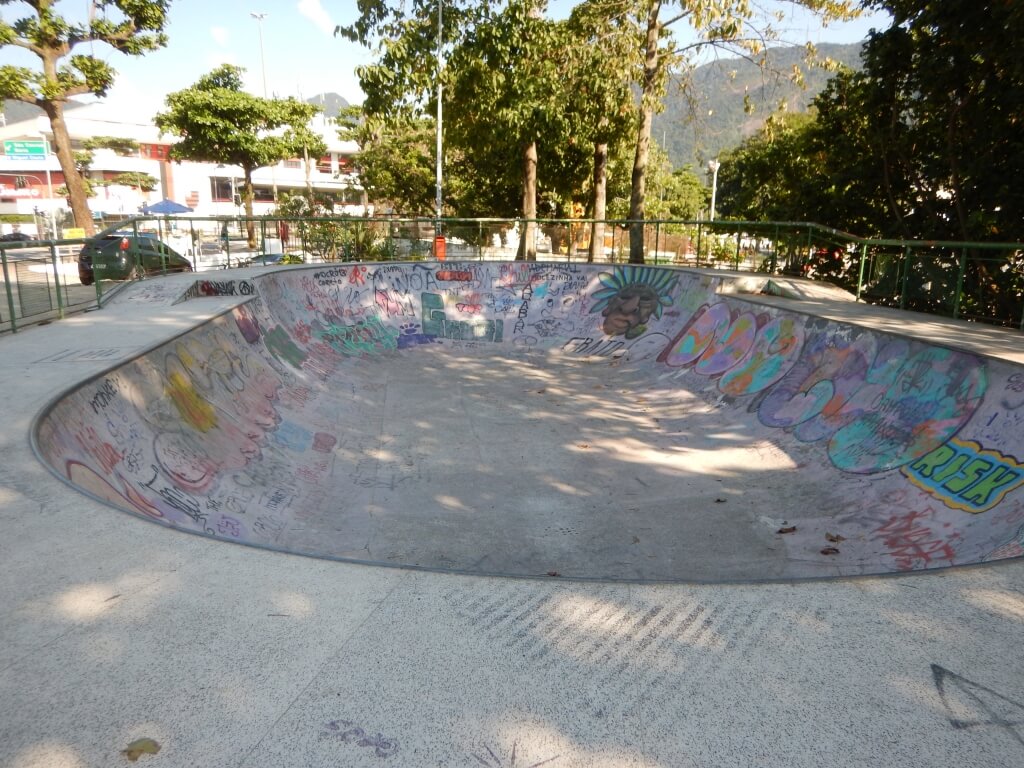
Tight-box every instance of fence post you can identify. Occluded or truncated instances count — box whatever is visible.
[654,220,660,265]
[805,226,813,276]
[771,224,779,273]
[1,249,16,333]
[734,229,742,270]
[953,247,967,319]
[695,221,703,267]
[900,245,910,310]
[50,242,65,319]
[856,243,867,302]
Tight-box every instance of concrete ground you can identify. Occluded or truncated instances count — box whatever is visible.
[2,270,1024,767]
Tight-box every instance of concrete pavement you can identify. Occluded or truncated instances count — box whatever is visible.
[2,266,1024,767]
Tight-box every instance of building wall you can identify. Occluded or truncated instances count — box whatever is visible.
[0,107,362,229]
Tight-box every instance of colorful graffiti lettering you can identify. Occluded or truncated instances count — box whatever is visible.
[437,270,473,281]
[422,292,503,342]
[314,315,400,357]
[871,507,961,571]
[658,303,804,395]
[264,325,307,369]
[902,439,1024,513]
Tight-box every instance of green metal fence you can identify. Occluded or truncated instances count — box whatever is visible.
[2,215,1022,333]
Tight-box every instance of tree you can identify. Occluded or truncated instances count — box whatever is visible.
[614,0,859,263]
[339,106,437,215]
[155,65,325,247]
[0,1,172,236]
[806,0,1024,321]
[445,2,576,259]
[566,1,640,261]
[112,171,157,191]
[341,1,590,260]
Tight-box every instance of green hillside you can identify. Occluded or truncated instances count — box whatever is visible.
[654,42,864,170]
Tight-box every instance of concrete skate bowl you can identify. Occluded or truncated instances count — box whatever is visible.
[32,262,1024,582]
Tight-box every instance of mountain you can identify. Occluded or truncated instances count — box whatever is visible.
[306,92,350,118]
[655,42,864,170]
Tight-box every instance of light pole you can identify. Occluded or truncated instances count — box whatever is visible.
[435,0,443,228]
[251,11,277,202]
[250,12,269,97]
[707,159,721,221]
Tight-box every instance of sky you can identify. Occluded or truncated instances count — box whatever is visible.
[0,0,891,121]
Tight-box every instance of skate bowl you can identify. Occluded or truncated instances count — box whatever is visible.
[32,262,1024,582]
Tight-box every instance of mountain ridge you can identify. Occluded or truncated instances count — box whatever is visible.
[656,41,865,169]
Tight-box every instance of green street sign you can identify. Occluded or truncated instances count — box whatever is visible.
[3,140,47,160]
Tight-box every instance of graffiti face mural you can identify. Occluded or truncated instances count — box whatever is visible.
[590,266,677,339]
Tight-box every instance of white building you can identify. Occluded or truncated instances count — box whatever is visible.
[0,103,362,235]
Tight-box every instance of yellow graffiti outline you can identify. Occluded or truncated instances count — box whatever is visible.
[902,438,1024,514]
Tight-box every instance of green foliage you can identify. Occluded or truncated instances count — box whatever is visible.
[157,64,325,244]
[0,1,171,234]
[0,213,33,224]
[83,136,140,156]
[111,171,158,191]
[621,0,860,262]
[275,192,346,261]
[342,1,598,224]
[345,111,437,215]
[156,65,324,172]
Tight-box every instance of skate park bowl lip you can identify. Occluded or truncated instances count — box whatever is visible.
[29,261,1024,583]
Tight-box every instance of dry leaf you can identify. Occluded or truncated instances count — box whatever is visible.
[714,498,727,503]
[536,388,546,394]
[825,532,845,543]
[122,738,160,762]
[546,570,561,577]
[820,546,840,556]
[777,526,797,534]
[577,443,590,449]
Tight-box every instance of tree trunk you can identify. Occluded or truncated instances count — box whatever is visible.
[516,140,538,261]
[628,0,662,264]
[243,166,256,248]
[589,141,608,263]
[40,99,95,236]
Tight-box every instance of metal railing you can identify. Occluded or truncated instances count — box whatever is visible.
[2,214,1022,333]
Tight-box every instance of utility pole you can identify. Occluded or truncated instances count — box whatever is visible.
[250,11,278,202]
[435,0,443,229]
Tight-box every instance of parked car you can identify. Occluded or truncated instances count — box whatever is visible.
[240,253,305,267]
[78,233,193,286]
[0,232,35,243]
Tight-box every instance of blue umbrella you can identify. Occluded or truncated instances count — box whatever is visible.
[140,198,193,215]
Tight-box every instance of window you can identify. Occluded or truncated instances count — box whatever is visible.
[141,144,169,160]
[283,159,301,169]
[317,154,332,173]
[210,177,234,202]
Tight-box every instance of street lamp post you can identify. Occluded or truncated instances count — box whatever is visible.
[435,0,443,229]
[250,12,269,97]
[707,159,721,221]
[250,11,277,202]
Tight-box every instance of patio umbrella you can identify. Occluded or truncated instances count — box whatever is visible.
[140,198,193,215]
[140,198,194,245]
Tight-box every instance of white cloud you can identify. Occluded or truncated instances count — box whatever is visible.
[297,0,335,36]
[210,26,230,47]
